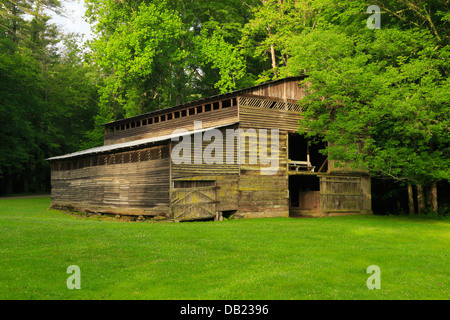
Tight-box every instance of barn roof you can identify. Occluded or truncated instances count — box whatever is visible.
[47,122,238,161]
[100,76,306,127]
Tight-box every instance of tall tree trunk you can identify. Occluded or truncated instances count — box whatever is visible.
[417,184,425,214]
[175,65,183,106]
[430,181,438,213]
[407,183,415,215]
[12,4,18,43]
[425,184,432,208]
[267,23,277,79]
[270,43,277,79]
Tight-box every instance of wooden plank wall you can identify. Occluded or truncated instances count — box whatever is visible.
[360,175,372,213]
[245,78,307,101]
[319,175,372,215]
[104,77,304,146]
[171,125,240,215]
[238,97,296,218]
[104,106,238,145]
[239,106,302,132]
[172,175,239,214]
[50,146,171,216]
[237,127,289,218]
[171,125,240,178]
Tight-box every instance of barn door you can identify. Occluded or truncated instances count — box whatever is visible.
[171,181,217,221]
[320,176,362,212]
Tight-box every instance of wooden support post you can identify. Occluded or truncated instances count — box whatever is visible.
[214,211,223,221]
[286,133,289,173]
[306,144,310,165]
[318,157,328,173]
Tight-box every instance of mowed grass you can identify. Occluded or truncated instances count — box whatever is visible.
[0,197,448,300]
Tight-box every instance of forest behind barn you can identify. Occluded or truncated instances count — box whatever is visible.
[0,0,448,215]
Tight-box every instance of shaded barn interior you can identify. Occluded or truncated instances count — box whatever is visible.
[289,175,320,209]
[288,133,328,173]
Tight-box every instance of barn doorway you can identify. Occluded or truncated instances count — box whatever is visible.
[288,133,327,217]
[288,133,328,173]
[289,175,321,211]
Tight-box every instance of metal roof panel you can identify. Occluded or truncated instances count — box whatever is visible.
[47,122,239,161]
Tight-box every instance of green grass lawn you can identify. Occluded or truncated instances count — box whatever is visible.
[0,197,448,300]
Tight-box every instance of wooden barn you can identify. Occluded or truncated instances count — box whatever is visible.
[47,76,372,221]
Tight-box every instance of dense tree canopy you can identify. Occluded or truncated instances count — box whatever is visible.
[279,1,448,214]
[85,0,259,118]
[281,1,449,185]
[0,0,98,193]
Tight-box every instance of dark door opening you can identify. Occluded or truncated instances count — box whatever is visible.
[289,175,321,210]
[288,133,328,173]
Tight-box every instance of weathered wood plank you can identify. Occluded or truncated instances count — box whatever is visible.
[50,145,171,216]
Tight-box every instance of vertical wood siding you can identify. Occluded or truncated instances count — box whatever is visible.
[245,78,307,101]
[237,127,289,218]
[171,125,240,217]
[104,106,238,145]
[238,105,302,132]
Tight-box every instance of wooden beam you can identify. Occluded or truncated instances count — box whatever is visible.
[318,157,328,173]
[306,144,310,164]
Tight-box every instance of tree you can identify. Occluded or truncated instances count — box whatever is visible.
[0,35,42,192]
[195,27,250,94]
[86,1,185,119]
[282,0,449,213]
[0,0,99,194]
[240,0,337,82]
[85,0,260,125]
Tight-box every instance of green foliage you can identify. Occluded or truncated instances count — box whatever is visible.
[0,38,40,176]
[85,0,259,123]
[88,1,185,118]
[281,0,449,185]
[196,28,250,93]
[240,0,346,81]
[0,1,99,193]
